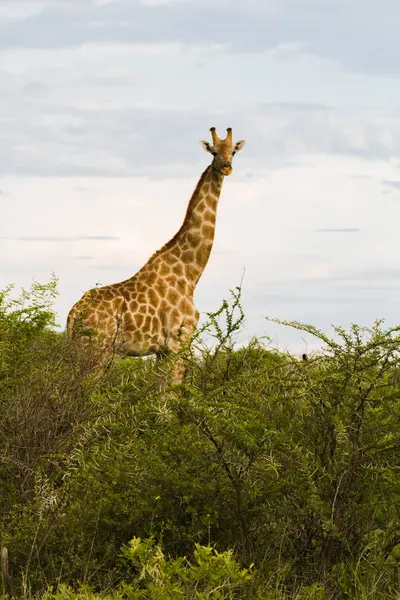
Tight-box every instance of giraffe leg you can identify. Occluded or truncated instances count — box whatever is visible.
[154,350,169,391]
[154,340,186,385]
[170,352,186,385]
[167,312,199,384]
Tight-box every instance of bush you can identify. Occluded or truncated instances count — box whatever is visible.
[0,282,399,599]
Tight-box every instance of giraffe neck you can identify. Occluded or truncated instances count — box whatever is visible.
[167,164,224,284]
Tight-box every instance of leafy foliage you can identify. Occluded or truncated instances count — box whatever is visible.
[0,281,399,600]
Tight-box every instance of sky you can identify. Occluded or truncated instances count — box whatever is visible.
[1,0,400,355]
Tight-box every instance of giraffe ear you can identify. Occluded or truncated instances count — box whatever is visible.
[200,140,215,154]
[233,140,246,153]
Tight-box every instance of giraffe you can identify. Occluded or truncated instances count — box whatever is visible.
[67,127,245,383]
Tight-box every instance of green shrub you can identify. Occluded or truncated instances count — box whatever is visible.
[1,283,399,600]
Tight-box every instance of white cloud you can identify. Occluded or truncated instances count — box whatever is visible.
[0,2,46,22]
[1,0,400,76]
[0,37,400,180]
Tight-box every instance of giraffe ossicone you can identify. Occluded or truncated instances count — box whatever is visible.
[67,127,245,383]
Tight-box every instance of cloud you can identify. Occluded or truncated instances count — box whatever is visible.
[1,100,400,177]
[1,0,400,76]
[383,180,400,190]
[1,16,400,179]
[0,2,47,23]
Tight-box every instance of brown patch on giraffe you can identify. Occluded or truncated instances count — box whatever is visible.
[204,210,216,224]
[170,307,181,324]
[160,299,169,313]
[196,200,205,213]
[95,291,105,302]
[123,319,138,333]
[179,297,192,313]
[159,262,170,276]
[177,239,189,253]
[156,280,168,297]
[185,264,198,280]
[151,316,159,333]
[125,281,137,292]
[102,312,112,324]
[172,263,184,277]
[182,250,195,263]
[177,278,189,294]
[146,270,157,285]
[148,260,159,272]
[167,288,180,305]
[110,297,122,311]
[130,300,139,312]
[135,314,144,328]
[166,274,178,287]
[205,197,218,211]
[167,246,180,259]
[187,231,201,247]
[167,253,179,265]
[136,281,148,293]
[148,305,156,316]
[144,315,152,330]
[159,252,170,263]
[196,247,209,265]
[202,224,214,240]
[148,288,160,307]
[188,212,201,229]
[137,293,147,304]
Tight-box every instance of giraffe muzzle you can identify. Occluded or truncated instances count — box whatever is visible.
[221,162,232,175]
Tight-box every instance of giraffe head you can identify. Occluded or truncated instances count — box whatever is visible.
[200,127,245,176]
